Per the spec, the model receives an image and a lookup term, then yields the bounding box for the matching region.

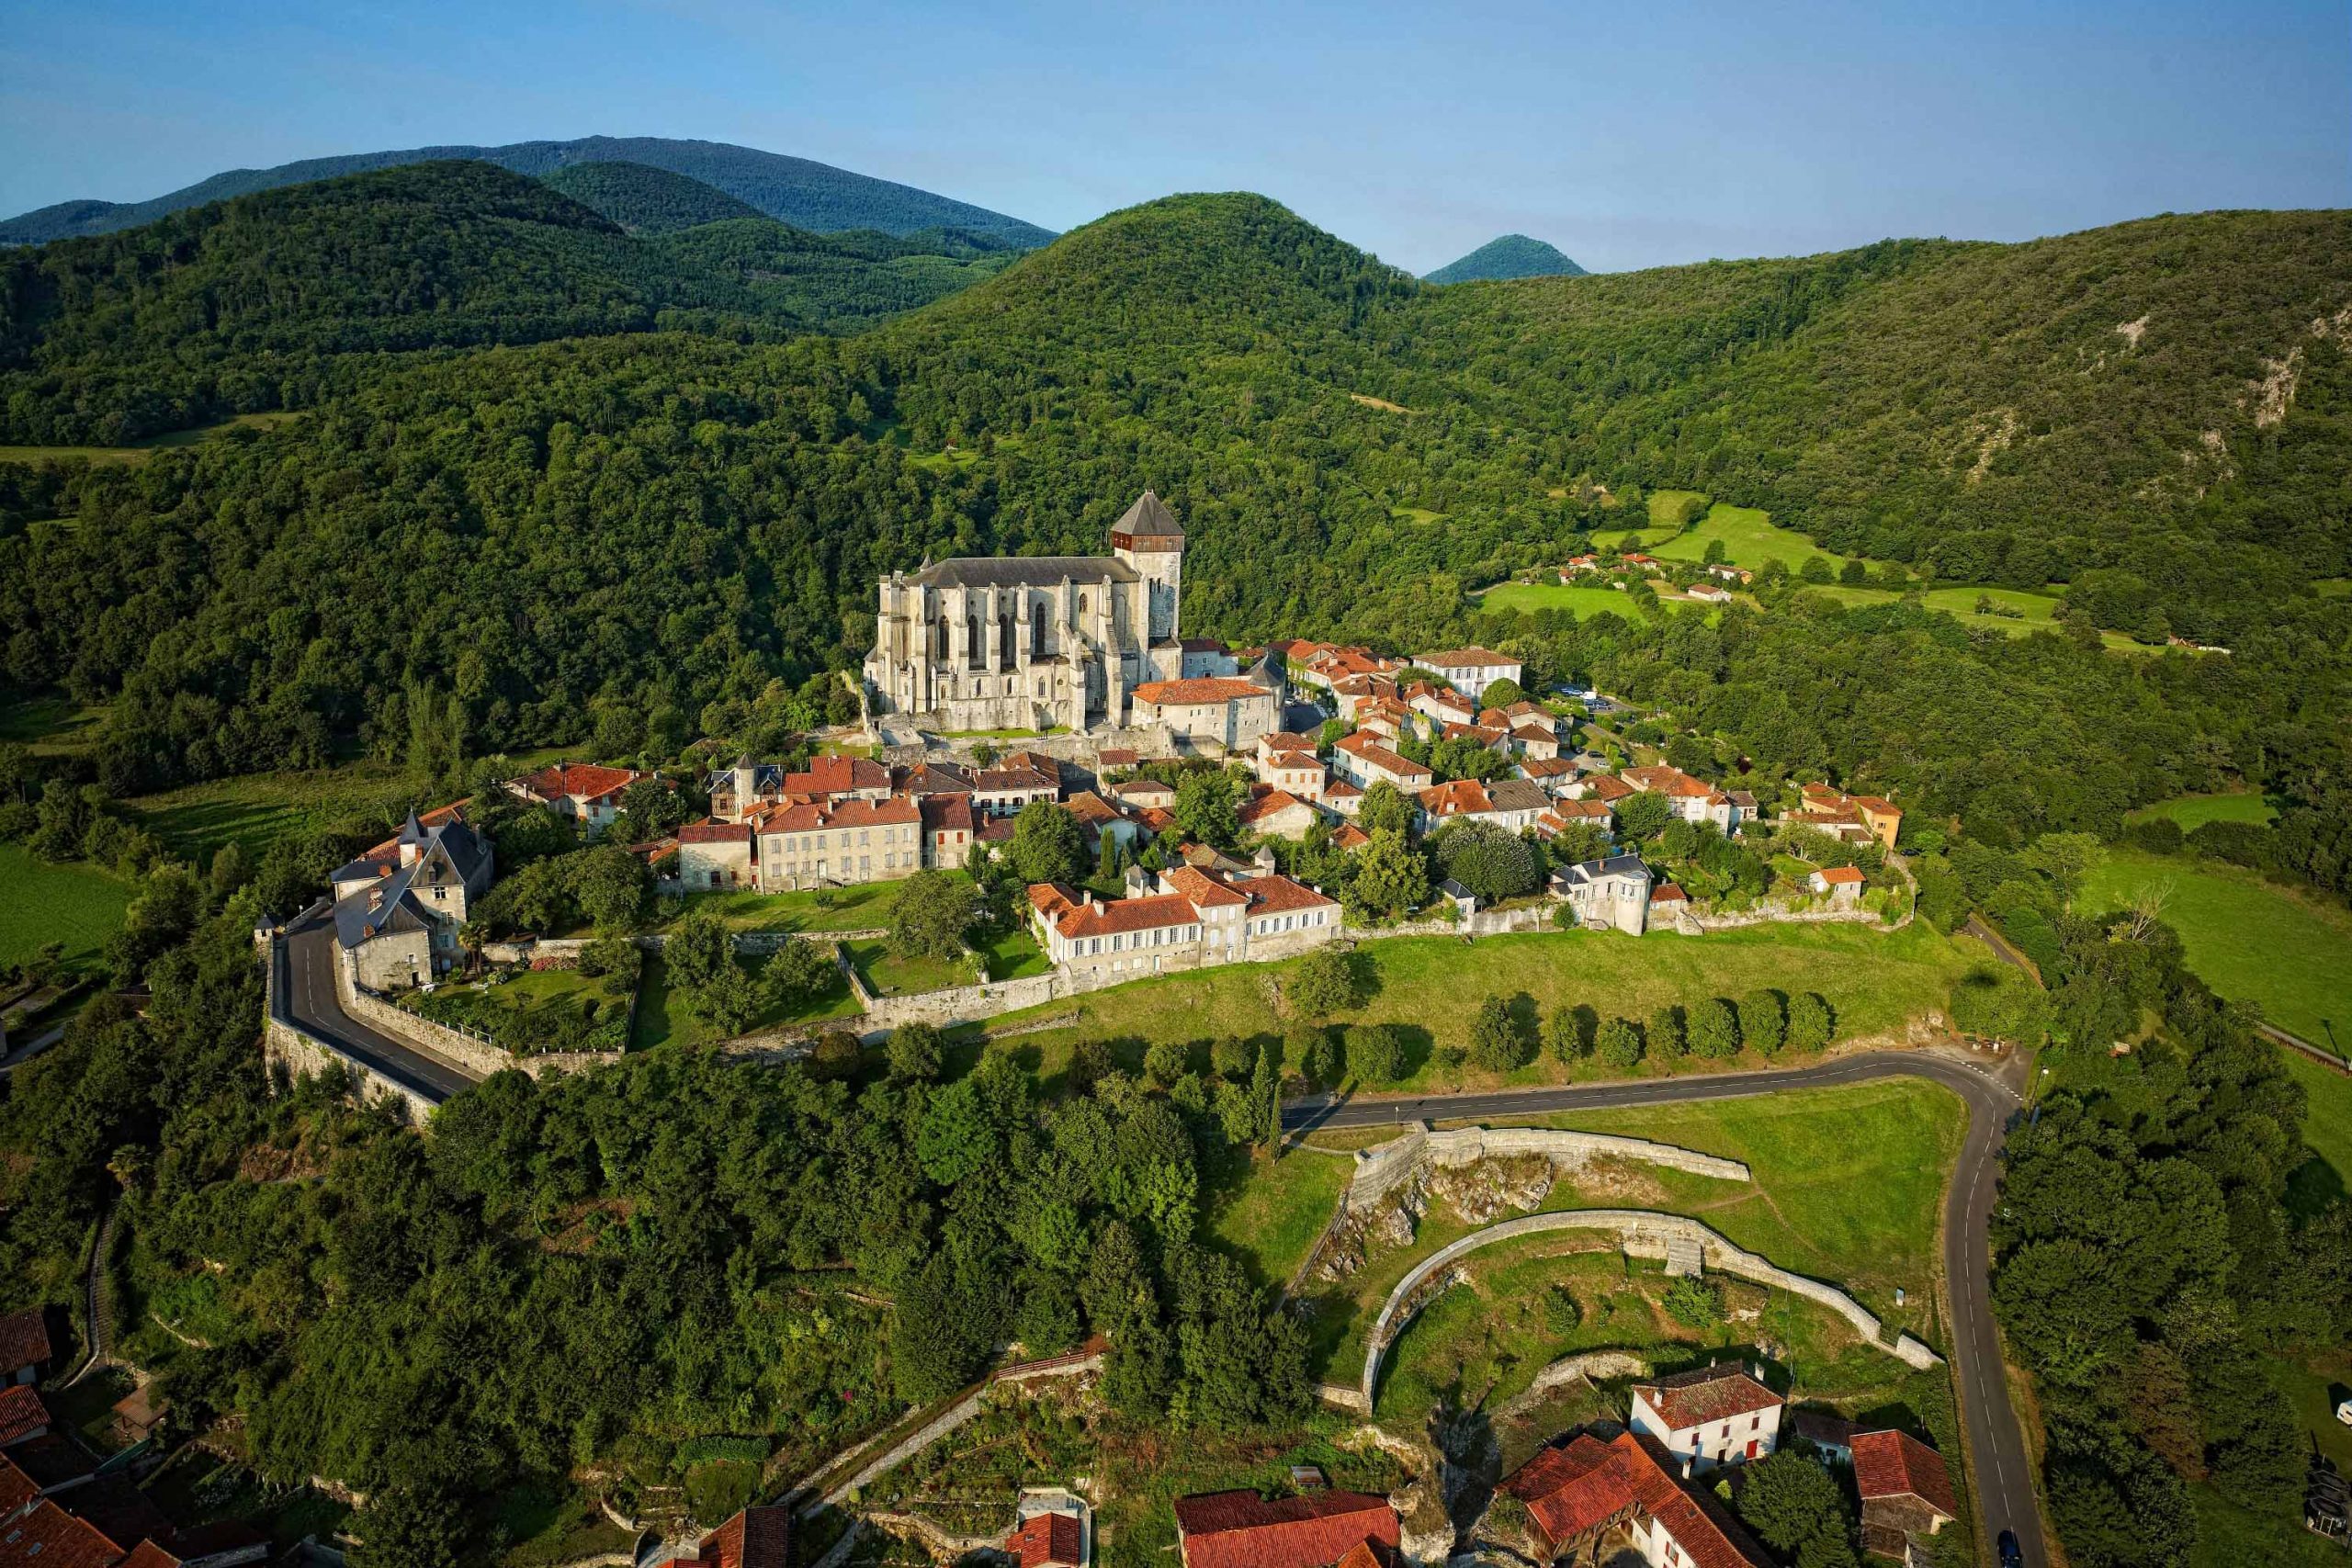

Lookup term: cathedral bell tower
[1108,489,1186,644]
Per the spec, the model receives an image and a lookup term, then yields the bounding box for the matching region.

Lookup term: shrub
[887,1021,945,1082]
[1645,1005,1685,1059]
[809,1030,861,1078]
[1211,1035,1256,1080]
[1469,995,1531,1071]
[1686,998,1739,1058]
[1595,1017,1643,1071]
[1543,1004,1589,1061]
[2123,817,2185,855]
[1542,1283,1580,1334]
[1143,1041,1188,1088]
[1662,1275,1724,1327]
[1738,991,1786,1055]
[1347,1023,1407,1083]
[1785,992,1834,1053]
[1284,945,1365,1018]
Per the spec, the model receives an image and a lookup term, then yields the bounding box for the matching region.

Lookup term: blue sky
[1,0,2344,273]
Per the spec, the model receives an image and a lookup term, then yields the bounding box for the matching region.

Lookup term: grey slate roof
[1558,852,1651,888]
[1114,489,1184,537]
[333,819,489,950]
[1486,778,1552,814]
[909,555,1139,590]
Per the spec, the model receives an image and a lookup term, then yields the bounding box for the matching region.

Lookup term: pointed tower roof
[1114,490,1183,536]
[397,809,425,845]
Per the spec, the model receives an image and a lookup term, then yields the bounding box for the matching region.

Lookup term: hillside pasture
[1477,581,1679,620]
[2123,791,2278,831]
[0,844,132,974]
[2079,848,2352,1047]
[1654,502,1859,575]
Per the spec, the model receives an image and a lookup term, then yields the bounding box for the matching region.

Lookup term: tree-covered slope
[0,163,1013,442]
[1,190,2347,819]
[536,160,765,233]
[1424,233,1587,283]
[0,134,1056,247]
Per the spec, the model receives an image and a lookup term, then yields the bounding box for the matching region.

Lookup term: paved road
[1286,1049,2047,1567]
[278,910,478,1105]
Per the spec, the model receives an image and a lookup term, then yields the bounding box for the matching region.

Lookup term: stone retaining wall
[335,953,623,1082]
[263,1015,438,1123]
[811,1352,1103,1510]
[1363,1208,1939,1405]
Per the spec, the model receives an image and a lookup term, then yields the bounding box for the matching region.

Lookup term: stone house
[505,761,646,832]
[1322,779,1363,817]
[1066,790,1143,853]
[1417,778,1498,830]
[785,754,894,803]
[1554,852,1652,935]
[1403,681,1476,728]
[1238,787,1321,841]
[1027,865,1340,980]
[675,821,753,891]
[921,794,978,871]
[332,813,495,989]
[706,759,786,823]
[1620,764,1742,832]
[1414,646,1522,694]
[1442,721,1512,752]
[1254,734,1328,798]
[749,796,923,891]
[1497,1429,1770,1568]
[1810,865,1867,905]
[1538,797,1617,837]
[1485,778,1554,832]
[1510,723,1564,761]
[974,762,1061,817]
[1852,1429,1957,1560]
[1113,777,1178,812]
[1793,784,1903,851]
[1517,756,1585,797]
[1630,1363,1784,1472]
[1332,731,1432,793]
[664,1505,791,1568]
[1130,674,1281,752]
[1687,583,1734,604]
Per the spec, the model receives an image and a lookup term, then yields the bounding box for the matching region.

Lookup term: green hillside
[1425,232,1587,283]
[537,161,764,232]
[0,190,2347,856]
[0,163,1012,443]
[0,133,1056,246]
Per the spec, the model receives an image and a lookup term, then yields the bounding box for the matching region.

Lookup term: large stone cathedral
[862,491,1189,735]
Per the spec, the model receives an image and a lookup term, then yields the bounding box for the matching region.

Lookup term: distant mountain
[537,161,764,234]
[0,162,1014,444]
[1424,233,1587,284]
[0,134,1056,247]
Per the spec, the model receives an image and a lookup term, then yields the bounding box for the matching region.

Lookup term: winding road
[1284,1048,2046,1567]
[276,906,479,1105]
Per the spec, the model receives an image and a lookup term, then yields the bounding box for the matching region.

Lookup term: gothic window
[1078,592,1089,619]
[967,615,981,667]
[934,616,949,660]
[1031,615,1044,657]
[1000,612,1014,670]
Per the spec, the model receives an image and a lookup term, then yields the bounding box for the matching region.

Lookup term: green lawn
[1476,581,1680,620]
[2080,848,2352,1046]
[843,938,975,997]
[409,964,637,1055]
[631,946,861,1049]
[0,692,107,756]
[974,926,1051,980]
[658,876,956,934]
[0,843,133,973]
[983,919,1983,1094]
[2188,1486,2340,1568]
[1200,1144,1351,1289]
[2280,1049,2352,1201]
[1810,582,2154,650]
[2123,791,2278,831]
[1655,502,1860,576]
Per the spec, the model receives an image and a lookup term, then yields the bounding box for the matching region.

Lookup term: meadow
[0,842,133,973]
[0,412,303,468]
[2122,791,2278,831]
[981,919,1986,1093]
[1654,501,1860,575]
[2079,847,2352,1047]
[1476,581,1675,620]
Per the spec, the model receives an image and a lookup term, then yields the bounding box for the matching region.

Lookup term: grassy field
[1292,1076,1964,1388]
[1654,502,1859,575]
[1200,1144,1351,1288]
[974,926,1051,980]
[2281,1049,2352,1201]
[2189,1486,2341,1568]
[1812,582,2153,650]
[0,412,304,467]
[657,877,947,934]
[0,844,133,973]
[0,692,107,757]
[2080,848,2352,1046]
[1476,581,1686,620]
[409,964,636,1055]
[843,938,974,997]
[2123,791,2278,831]
[982,919,1984,1094]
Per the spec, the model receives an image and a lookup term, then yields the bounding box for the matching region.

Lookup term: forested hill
[0,134,1057,246]
[1424,233,1587,282]
[0,162,1017,443]
[537,161,765,233]
[2,190,2349,836]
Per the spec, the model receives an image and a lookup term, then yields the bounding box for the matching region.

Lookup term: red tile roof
[0,1499,124,1568]
[1502,1433,1769,1568]
[676,820,752,844]
[922,795,976,833]
[751,796,922,836]
[1097,748,1141,767]
[783,756,892,797]
[1419,647,1515,669]
[677,1506,792,1568]
[1442,723,1510,748]
[1653,884,1688,903]
[1331,824,1372,851]
[1581,774,1634,801]
[0,1385,49,1446]
[1006,1512,1083,1568]
[1064,791,1124,828]
[513,761,642,805]
[1237,789,1316,826]
[0,1451,37,1519]
[1162,866,1250,908]
[1549,797,1614,818]
[117,1541,185,1568]
[1235,874,1339,916]
[1334,733,1429,782]
[0,1311,48,1373]
[1134,678,1272,706]
[1851,1429,1956,1519]
[1815,866,1866,885]
[976,765,1058,794]
[1418,780,1495,818]
[1621,765,1714,799]
[1172,1490,1396,1568]
[1521,757,1579,779]
[1634,1365,1782,1432]
[1054,892,1204,940]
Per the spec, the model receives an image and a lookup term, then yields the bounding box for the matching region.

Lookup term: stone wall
[1362,1208,1940,1405]
[854,969,1066,1040]
[811,1352,1103,1510]
[334,952,622,1082]
[263,1016,436,1124]
[1342,900,1555,942]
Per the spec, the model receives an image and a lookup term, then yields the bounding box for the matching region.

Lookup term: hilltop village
[323,492,1905,1003]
